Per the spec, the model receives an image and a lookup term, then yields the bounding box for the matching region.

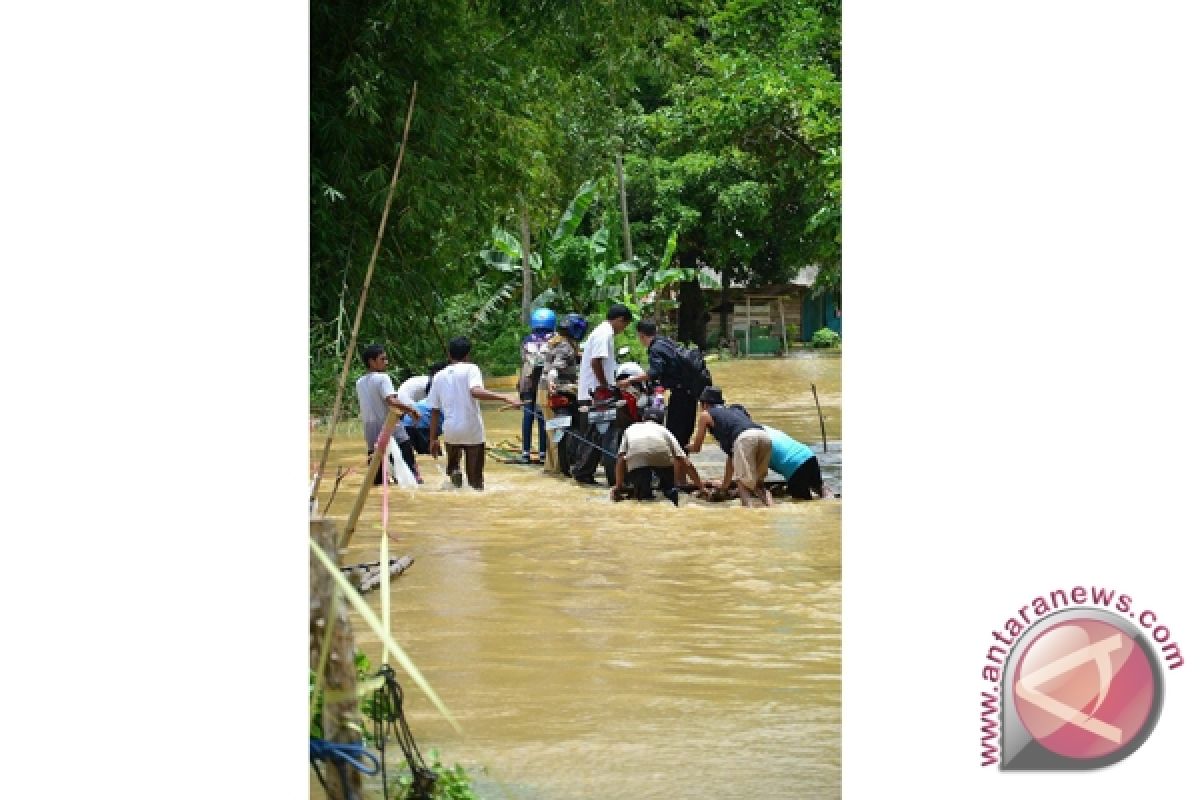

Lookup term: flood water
[311,354,841,799]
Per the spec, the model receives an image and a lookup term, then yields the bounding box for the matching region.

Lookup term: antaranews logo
[979,586,1183,770]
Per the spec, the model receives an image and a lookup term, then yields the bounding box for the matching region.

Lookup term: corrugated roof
[697,264,820,289]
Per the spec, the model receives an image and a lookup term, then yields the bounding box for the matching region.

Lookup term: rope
[310,736,381,796]
[526,406,620,459]
[369,663,438,800]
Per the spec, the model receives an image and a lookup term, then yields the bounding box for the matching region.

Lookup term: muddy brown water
[311,354,841,799]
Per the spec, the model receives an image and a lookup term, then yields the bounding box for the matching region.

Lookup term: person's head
[447,336,472,362]
[642,406,665,425]
[362,343,388,371]
[606,303,633,334]
[635,319,657,347]
[531,307,557,334]
[698,386,724,409]
[560,312,588,342]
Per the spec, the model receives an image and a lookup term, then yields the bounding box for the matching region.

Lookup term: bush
[811,327,840,348]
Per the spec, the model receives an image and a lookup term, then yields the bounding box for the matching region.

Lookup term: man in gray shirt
[355,344,420,484]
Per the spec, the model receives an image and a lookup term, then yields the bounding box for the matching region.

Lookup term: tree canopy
[310,0,840,407]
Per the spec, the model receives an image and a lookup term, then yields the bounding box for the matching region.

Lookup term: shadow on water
[311,355,841,800]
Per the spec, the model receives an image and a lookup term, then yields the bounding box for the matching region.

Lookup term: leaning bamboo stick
[311,81,419,508]
[340,406,402,550]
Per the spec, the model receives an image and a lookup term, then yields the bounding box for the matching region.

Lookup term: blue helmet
[563,312,588,341]
[531,307,556,333]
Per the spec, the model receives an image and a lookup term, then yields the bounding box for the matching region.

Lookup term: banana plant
[633,230,720,319]
[475,180,598,323]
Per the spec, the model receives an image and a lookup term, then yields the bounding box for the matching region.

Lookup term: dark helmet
[561,312,588,341]
[531,307,557,333]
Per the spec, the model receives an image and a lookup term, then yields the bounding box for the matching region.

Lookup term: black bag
[672,342,712,397]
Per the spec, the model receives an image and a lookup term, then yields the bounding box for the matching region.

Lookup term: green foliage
[312,655,483,800]
[310,0,841,403]
[811,326,840,348]
[390,751,480,800]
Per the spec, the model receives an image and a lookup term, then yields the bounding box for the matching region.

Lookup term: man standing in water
[688,386,774,507]
[571,304,634,485]
[620,319,709,448]
[426,336,520,490]
[355,344,420,485]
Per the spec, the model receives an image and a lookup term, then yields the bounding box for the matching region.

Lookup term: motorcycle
[545,382,581,477]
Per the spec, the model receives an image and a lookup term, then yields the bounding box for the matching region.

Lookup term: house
[683,265,840,354]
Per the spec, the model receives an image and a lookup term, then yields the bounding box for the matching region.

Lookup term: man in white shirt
[354,344,419,484]
[571,304,633,485]
[426,336,520,490]
[611,406,708,504]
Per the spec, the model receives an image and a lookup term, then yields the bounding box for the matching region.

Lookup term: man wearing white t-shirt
[571,304,634,485]
[426,336,520,490]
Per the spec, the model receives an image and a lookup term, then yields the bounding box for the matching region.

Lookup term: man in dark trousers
[571,304,633,485]
[619,319,706,449]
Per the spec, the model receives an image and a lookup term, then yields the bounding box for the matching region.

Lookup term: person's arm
[385,394,417,417]
[687,411,711,454]
[469,385,520,406]
[429,408,443,458]
[465,364,520,407]
[610,455,627,500]
[673,456,709,496]
[589,356,607,389]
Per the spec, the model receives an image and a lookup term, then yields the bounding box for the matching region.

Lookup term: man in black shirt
[618,319,703,448]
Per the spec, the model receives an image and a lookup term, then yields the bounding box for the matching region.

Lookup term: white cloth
[578,320,616,400]
[619,421,686,471]
[426,362,486,445]
[396,374,429,407]
[385,438,419,488]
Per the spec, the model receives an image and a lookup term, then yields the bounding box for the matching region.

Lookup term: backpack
[518,334,550,393]
[677,343,713,397]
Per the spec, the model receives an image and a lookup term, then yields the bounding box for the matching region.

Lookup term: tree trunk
[677,279,707,348]
[520,201,532,325]
[615,152,635,295]
[719,266,730,341]
[311,517,362,800]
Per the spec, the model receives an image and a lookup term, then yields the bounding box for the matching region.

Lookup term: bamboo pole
[340,407,401,550]
[311,81,419,507]
[311,517,362,800]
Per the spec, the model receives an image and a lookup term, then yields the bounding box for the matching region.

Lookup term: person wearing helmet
[517,307,557,463]
[544,313,588,391]
[542,313,588,475]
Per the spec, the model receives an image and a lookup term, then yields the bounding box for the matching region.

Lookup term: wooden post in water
[340,407,401,550]
[811,383,828,453]
[311,517,362,800]
[778,297,789,356]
